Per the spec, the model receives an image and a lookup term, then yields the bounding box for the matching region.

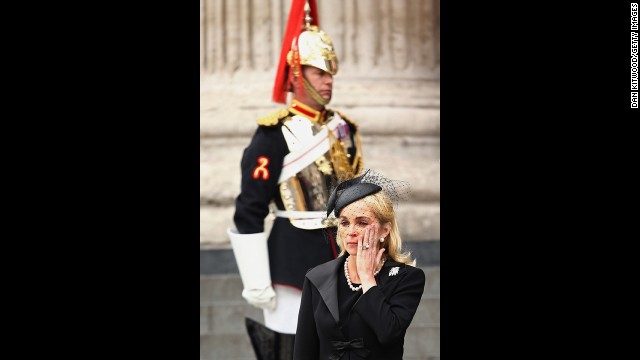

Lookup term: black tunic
[233,108,360,290]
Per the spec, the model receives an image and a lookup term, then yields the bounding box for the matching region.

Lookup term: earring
[380,237,385,243]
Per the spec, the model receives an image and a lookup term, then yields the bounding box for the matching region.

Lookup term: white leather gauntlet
[227,228,276,311]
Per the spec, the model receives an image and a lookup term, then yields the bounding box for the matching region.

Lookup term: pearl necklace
[344,255,386,292]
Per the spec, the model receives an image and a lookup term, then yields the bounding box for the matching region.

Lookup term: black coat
[294,255,425,360]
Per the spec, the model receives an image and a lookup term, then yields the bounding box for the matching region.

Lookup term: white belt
[274,210,326,219]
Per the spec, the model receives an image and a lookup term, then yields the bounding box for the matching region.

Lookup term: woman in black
[293,171,425,360]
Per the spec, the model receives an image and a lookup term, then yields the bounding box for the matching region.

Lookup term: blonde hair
[336,191,416,266]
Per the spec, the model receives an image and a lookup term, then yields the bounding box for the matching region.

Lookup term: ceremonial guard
[226,0,365,358]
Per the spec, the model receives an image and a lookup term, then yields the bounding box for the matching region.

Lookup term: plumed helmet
[272,0,339,104]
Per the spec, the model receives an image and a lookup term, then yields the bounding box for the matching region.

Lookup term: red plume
[272,0,319,104]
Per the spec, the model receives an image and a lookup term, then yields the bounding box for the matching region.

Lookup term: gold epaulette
[335,111,358,130]
[257,108,290,126]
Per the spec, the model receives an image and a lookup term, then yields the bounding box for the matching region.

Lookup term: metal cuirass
[277,111,361,229]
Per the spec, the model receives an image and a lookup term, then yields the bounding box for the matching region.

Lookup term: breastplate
[279,112,358,229]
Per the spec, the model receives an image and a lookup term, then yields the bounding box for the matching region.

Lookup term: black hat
[326,170,382,217]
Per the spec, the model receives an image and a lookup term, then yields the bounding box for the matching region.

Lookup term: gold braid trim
[327,129,354,182]
[257,108,289,126]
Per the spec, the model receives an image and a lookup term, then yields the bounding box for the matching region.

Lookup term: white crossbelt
[277,113,344,184]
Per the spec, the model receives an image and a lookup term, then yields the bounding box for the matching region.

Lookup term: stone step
[200,75,439,139]
[200,333,256,360]
[200,301,263,335]
[200,240,439,271]
[200,76,439,110]
[200,267,439,301]
[403,326,441,360]
[200,297,439,336]
[201,106,439,138]
[200,305,439,359]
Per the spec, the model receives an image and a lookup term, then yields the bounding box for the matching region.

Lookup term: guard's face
[338,199,386,256]
[303,66,333,101]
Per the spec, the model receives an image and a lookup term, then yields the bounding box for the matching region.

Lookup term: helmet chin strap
[302,76,329,106]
